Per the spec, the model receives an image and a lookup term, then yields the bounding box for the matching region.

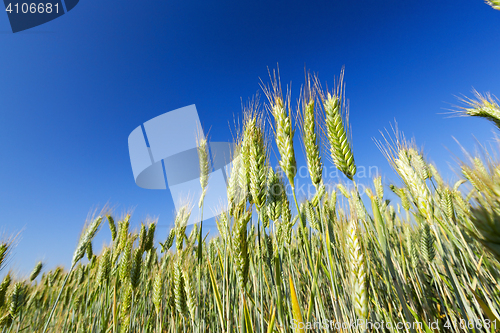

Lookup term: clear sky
[1,0,499,276]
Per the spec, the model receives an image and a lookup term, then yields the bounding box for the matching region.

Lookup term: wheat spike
[117,215,130,252]
[304,200,320,231]
[173,259,188,317]
[75,264,85,285]
[319,70,357,180]
[337,183,351,199]
[120,283,132,331]
[197,134,211,207]
[429,163,444,187]
[145,222,156,252]
[0,243,10,272]
[373,176,384,205]
[458,90,500,128]
[167,227,176,250]
[409,148,430,180]
[233,209,251,290]
[300,74,323,187]
[138,223,147,252]
[119,238,132,282]
[395,149,431,219]
[346,221,368,321]
[468,168,500,260]
[0,274,11,308]
[263,70,297,185]
[227,147,241,214]
[30,261,43,282]
[183,269,197,321]
[248,118,268,211]
[440,188,455,221]
[239,115,254,203]
[420,224,435,263]
[152,268,163,314]
[411,234,421,268]
[174,205,191,229]
[107,215,117,243]
[266,167,283,222]
[323,92,356,179]
[72,216,103,267]
[130,248,142,290]
[9,282,25,318]
[97,248,111,285]
[485,0,500,10]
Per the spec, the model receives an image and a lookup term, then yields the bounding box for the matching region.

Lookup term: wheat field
[1,67,500,333]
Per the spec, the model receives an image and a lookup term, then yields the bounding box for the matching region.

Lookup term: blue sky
[1,0,499,276]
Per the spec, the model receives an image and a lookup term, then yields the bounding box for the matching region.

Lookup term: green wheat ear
[266,167,283,222]
[281,187,293,246]
[9,282,25,318]
[197,133,210,207]
[130,248,143,290]
[174,205,191,252]
[378,132,432,220]
[300,73,323,188]
[318,69,356,180]
[346,220,368,322]
[96,248,111,285]
[247,116,268,212]
[120,283,132,332]
[106,215,117,242]
[304,200,320,231]
[420,224,435,264]
[0,243,9,271]
[73,215,103,267]
[440,187,455,221]
[262,69,297,185]
[466,165,500,261]
[458,90,500,129]
[183,269,197,321]
[485,0,500,10]
[30,261,43,281]
[173,258,188,318]
[0,274,11,308]
[163,228,175,251]
[119,238,132,282]
[233,209,251,291]
[138,223,147,252]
